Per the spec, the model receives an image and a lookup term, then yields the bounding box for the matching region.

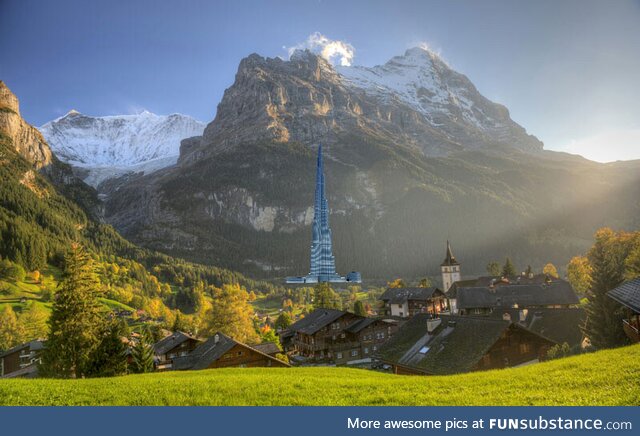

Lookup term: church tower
[441,240,461,292]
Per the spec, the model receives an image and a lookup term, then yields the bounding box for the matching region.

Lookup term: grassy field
[1,344,638,406]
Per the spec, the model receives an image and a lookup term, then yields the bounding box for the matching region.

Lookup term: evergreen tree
[313,283,342,310]
[130,327,155,374]
[486,261,501,276]
[354,300,367,316]
[85,319,129,377]
[40,244,104,378]
[18,301,49,341]
[525,265,533,276]
[502,258,516,277]
[583,229,629,349]
[0,306,23,351]
[418,277,432,287]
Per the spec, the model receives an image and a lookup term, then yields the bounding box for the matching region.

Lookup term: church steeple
[441,240,461,292]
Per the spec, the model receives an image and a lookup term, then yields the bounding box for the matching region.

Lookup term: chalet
[280,308,398,364]
[451,279,579,316]
[0,340,44,378]
[492,307,587,348]
[377,314,554,375]
[172,332,289,370]
[607,277,640,343]
[153,331,202,370]
[379,287,448,318]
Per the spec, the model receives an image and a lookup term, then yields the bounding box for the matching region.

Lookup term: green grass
[1,344,639,406]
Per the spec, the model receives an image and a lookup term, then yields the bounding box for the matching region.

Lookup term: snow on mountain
[39,110,205,186]
[335,46,505,132]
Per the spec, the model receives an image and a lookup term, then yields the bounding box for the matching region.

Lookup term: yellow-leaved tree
[200,283,260,344]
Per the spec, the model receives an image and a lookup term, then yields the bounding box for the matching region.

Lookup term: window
[364,347,369,354]
[373,346,377,351]
[237,351,244,356]
[351,350,358,357]
[168,353,176,359]
[419,346,430,354]
[340,333,345,338]
[519,343,531,354]
[336,352,343,360]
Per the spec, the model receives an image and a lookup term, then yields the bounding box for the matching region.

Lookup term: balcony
[623,319,640,343]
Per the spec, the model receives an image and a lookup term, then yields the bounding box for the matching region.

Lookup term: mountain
[102,49,640,280]
[39,111,205,187]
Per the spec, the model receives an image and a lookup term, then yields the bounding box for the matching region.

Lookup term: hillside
[103,49,640,280]
[1,344,638,406]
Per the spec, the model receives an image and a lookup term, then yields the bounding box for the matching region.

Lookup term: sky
[1,0,639,162]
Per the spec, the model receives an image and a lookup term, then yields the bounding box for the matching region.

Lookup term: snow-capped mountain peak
[39,111,206,187]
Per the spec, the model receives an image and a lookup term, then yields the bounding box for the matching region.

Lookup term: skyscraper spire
[286,144,361,284]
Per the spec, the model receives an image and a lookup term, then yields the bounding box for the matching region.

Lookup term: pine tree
[502,257,516,277]
[274,312,292,331]
[85,319,129,377]
[40,244,104,378]
[354,300,366,316]
[583,229,628,349]
[486,261,501,276]
[130,327,155,374]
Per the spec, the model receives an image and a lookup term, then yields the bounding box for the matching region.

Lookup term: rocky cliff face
[0,81,53,169]
[0,81,100,216]
[103,50,640,279]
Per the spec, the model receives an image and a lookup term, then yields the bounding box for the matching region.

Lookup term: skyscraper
[286,145,362,284]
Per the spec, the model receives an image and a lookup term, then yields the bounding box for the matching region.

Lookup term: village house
[449,279,580,316]
[379,287,448,318]
[376,314,555,375]
[0,340,45,378]
[279,308,398,364]
[153,331,202,370]
[607,277,640,343]
[251,342,282,357]
[172,332,289,370]
[491,307,587,348]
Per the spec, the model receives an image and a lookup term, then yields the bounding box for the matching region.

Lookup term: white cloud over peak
[287,32,355,66]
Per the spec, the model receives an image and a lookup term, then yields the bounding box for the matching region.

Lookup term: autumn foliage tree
[200,283,260,344]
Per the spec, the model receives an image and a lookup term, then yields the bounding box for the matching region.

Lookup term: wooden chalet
[450,279,579,316]
[0,340,44,378]
[153,331,202,370]
[376,314,554,375]
[608,278,640,343]
[280,308,398,364]
[379,287,448,318]
[172,332,289,370]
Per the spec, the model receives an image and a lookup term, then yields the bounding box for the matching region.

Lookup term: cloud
[560,129,640,162]
[287,32,355,66]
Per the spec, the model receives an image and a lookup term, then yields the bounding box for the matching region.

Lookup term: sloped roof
[0,340,45,359]
[379,287,444,304]
[153,331,200,355]
[344,317,386,333]
[252,342,281,355]
[456,280,579,310]
[173,332,290,370]
[441,240,460,266]
[377,314,515,374]
[608,278,640,313]
[286,308,348,335]
[491,307,586,347]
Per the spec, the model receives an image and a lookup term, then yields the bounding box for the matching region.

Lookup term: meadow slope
[1,344,639,406]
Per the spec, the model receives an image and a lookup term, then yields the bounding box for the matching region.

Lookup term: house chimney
[214,334,219,344]
[427,317,442,333]
[502,312,512,321]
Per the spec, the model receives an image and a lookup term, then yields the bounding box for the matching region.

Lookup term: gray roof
[173,332,290,370]
[287,308,348,335]
[608,278,640,313]
[153,331,199,355]
[251,342,281,355]
[491,307,586,347]
[379,287,444,304]
[456,280,579,310]
[0,340,45,359]
[377,314,516,374]
[344,317,382,333]
[173,332,236,370]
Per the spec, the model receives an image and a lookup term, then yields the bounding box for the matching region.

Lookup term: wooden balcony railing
[623,319,640,343]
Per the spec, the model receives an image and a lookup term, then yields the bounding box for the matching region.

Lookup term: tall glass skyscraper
[286,145,362,284]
